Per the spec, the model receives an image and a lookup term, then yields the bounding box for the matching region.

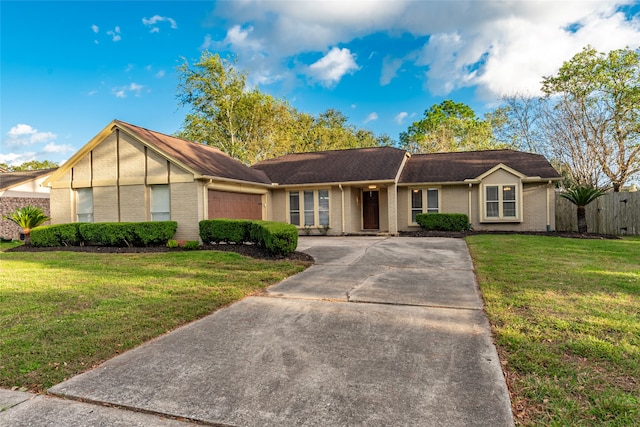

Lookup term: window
[76,188,93,223]
[410,187,439,223]
[289,189,330,227]
[484,184,518,220]
[150,184,170,221]
[289,192,300,226]
[304,190,314,226]
[318,190,329,226]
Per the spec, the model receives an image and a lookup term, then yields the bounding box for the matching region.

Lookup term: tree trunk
[577,205,587,234]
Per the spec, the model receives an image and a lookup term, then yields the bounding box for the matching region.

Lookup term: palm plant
[3,205,50,245]
[559,186,606,233]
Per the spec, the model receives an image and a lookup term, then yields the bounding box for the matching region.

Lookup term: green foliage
[3,205,50,244]
[0,160,59,171]
[32,221,177,247]
[200,219,298,256]
[166,239,179,249]
[559,186,606,207]
[250,220,299,256]
[560,186,607,234]
[541,46,640,191]
[199,219,251,244]
[176,51,385,164]
[78,222,177,247]
[183,240,200,250]
[400,100,509,154]
[415,213,470,231]
[31,223,82,247]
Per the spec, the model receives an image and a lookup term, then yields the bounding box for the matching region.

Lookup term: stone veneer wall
[0,197,51,240]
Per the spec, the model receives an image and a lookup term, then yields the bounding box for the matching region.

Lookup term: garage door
[208,190,263,220]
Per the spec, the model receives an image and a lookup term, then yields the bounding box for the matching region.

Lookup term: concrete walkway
[1,237,514,426]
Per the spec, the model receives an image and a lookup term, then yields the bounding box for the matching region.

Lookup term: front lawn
[466,235,639,426]
[0,248,309,392]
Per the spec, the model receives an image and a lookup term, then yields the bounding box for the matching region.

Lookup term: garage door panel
[208,190,262,220]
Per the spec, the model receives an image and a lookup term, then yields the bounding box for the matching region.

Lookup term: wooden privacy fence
[555,191,640,236]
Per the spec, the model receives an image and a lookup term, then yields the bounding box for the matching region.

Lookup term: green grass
[466,235,640,426]
[0,248,308,392]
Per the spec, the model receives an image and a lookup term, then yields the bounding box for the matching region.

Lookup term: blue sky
[2,0,640,166]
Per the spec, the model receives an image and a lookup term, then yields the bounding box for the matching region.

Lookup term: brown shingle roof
[115,121,271,184]
[251,146,408,185]
[0,169,57,191]
[399,149,560,183]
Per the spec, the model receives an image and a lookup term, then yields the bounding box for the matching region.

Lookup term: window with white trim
[484,184,518,220]
[289,189,330,227]
[410,188,439,223]
[150,184,170,221]
[76,188,93,223]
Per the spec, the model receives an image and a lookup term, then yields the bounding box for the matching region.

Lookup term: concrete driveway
[2,237,514,426]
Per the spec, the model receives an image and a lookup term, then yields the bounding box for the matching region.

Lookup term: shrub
[31,223,82,247]
[200,219,298,256]
[415,213,470,232]
[166,239,179,248]
[199,219,251,244]
[183,240,200,250]
[249,220,298,256]
[78,222,177,246]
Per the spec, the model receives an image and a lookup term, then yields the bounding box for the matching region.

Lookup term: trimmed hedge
[31,223,83,247]
[200,219,298,256]
[31,221,177,247]
[415,213,470,232]
[199,219,251,244]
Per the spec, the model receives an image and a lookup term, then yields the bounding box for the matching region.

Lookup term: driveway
[3,237,514,426]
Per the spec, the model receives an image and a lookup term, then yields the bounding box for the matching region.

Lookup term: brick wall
[0,197,51,240]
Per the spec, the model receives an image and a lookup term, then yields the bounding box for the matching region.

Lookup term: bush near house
[416,213,470,232]
[31,221,177,247]
[199,219,251,244]
[31,223,83,247]
[200,219,298,256]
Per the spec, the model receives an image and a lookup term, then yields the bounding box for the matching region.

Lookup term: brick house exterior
[44,120,561,241]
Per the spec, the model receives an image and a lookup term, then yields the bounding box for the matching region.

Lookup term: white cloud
[380,56,404,86]
[142,15,177,33]
[394,112,409,124]
[112,83,145,98]
[210,1,640,101]
[107,26,121,42]
[43,142,75,154]
[364,112,378,123]
[0,152,36,166]
[6,124,56,147]
[155,70,165,78]
[91,24,99,33]
[200,34,213,51]
[307,47,360,86]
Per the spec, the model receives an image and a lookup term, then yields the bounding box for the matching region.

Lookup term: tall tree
[176,52,385,164]
[541,46,640,191]
[400,100,509,153]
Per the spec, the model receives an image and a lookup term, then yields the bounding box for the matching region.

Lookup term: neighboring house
[1,169,55,239]
[44,120,561,241]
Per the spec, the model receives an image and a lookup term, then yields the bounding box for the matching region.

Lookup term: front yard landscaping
[466,235,639,426]
[0,243,309,392]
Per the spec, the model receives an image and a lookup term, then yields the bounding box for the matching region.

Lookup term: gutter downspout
[339,184,345,235]
[546,180,551,232]
[205,179,212,220]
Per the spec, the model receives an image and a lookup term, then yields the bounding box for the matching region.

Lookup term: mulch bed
[7,242,314,262]
[399,230,619,239]
[7,231,617,258]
